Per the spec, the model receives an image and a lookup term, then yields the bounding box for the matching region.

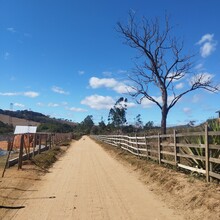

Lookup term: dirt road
[6,136,183,220]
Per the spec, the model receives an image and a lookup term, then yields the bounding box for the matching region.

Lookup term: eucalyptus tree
[108,97,127,129]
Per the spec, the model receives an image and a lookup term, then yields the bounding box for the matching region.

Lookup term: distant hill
[0,113,40,127]
[0,109,76,133]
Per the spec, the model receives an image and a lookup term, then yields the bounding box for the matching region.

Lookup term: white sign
[14,126,37,134]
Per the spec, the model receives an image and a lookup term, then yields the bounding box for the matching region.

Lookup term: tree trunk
[161,109,167,134]
[161,89,168,134]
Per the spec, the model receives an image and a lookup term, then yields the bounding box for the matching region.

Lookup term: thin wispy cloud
[0,92,19,96]
[175,82,184,89]
[36,102,45,107]
[67,107,88,112]
[52,86,69,95]
[78,70,85,75]
[197,33,217,58]
[7,27,16,33]
[117,69,127,74]
[194,63,204,71]
[192,94,201,103]
[0,91,39,98]
[48,103,60,107]
[183,107,192,116]
[14,103,25,108]
[23,91,39,98]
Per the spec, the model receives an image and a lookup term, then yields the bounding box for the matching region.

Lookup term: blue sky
[0,0,220,126]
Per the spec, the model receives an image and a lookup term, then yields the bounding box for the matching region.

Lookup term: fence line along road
[93,124,220,183]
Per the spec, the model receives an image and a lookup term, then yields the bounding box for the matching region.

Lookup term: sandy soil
[1,136,184,220]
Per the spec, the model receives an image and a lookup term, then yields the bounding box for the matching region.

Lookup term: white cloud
[192,94,201,103]
[194,63,204,71]
[166,72,185,82]
[0,91,39,98]
[117,69,127,74]
[114,83,135,94]
[81,94,135,110]
[197,34,214,45]
[81,95,115,110]
[89,77,135,94]
[14,103,25,108]
[36,102,45,107]
[67,107,88,112]
[197,33,217,58]
[183,107,192,115]
[200,42,216,58]
[7,27,16,33]
[141,95,174,108]
[52,86,69,95]
[23,91,39,98]
[141,96,161,108]
[78,70,85,75]
[0,92,20,96]
[90,77,118,88]
[115,100,136,109]
[190,72,214,85]
[48,103,59,107]
[175,82,184,89]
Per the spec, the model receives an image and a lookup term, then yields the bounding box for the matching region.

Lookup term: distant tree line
[0,105,159,135]
[72,97,159,136]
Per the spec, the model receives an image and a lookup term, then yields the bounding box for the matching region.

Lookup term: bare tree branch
[117,11,220,134]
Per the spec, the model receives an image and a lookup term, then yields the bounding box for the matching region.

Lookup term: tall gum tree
[117,12,219,134]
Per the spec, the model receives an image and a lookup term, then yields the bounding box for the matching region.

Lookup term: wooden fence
[93,125,220,182]
[1,132,74,177]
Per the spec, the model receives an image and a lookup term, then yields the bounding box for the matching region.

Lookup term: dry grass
[0,114,40,127]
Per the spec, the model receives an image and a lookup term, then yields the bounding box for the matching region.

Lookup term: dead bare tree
[117,12,219,134]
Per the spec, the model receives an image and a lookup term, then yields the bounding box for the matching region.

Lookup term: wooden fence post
[127,135,129,151]
[135,134,139,157]
[158,133,161,164]
[49,134,52,149]
[18,135,24,170]
[33,134,36,157]
[118,135,121,147]
[38,135,42,154]
[145,134,148,159]
[45,134,48,149]
[173,130,179,166]
[2,136,14,177]
[205,124,210,182]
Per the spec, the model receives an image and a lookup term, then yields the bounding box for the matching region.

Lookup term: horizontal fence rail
[93,125,220,182]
